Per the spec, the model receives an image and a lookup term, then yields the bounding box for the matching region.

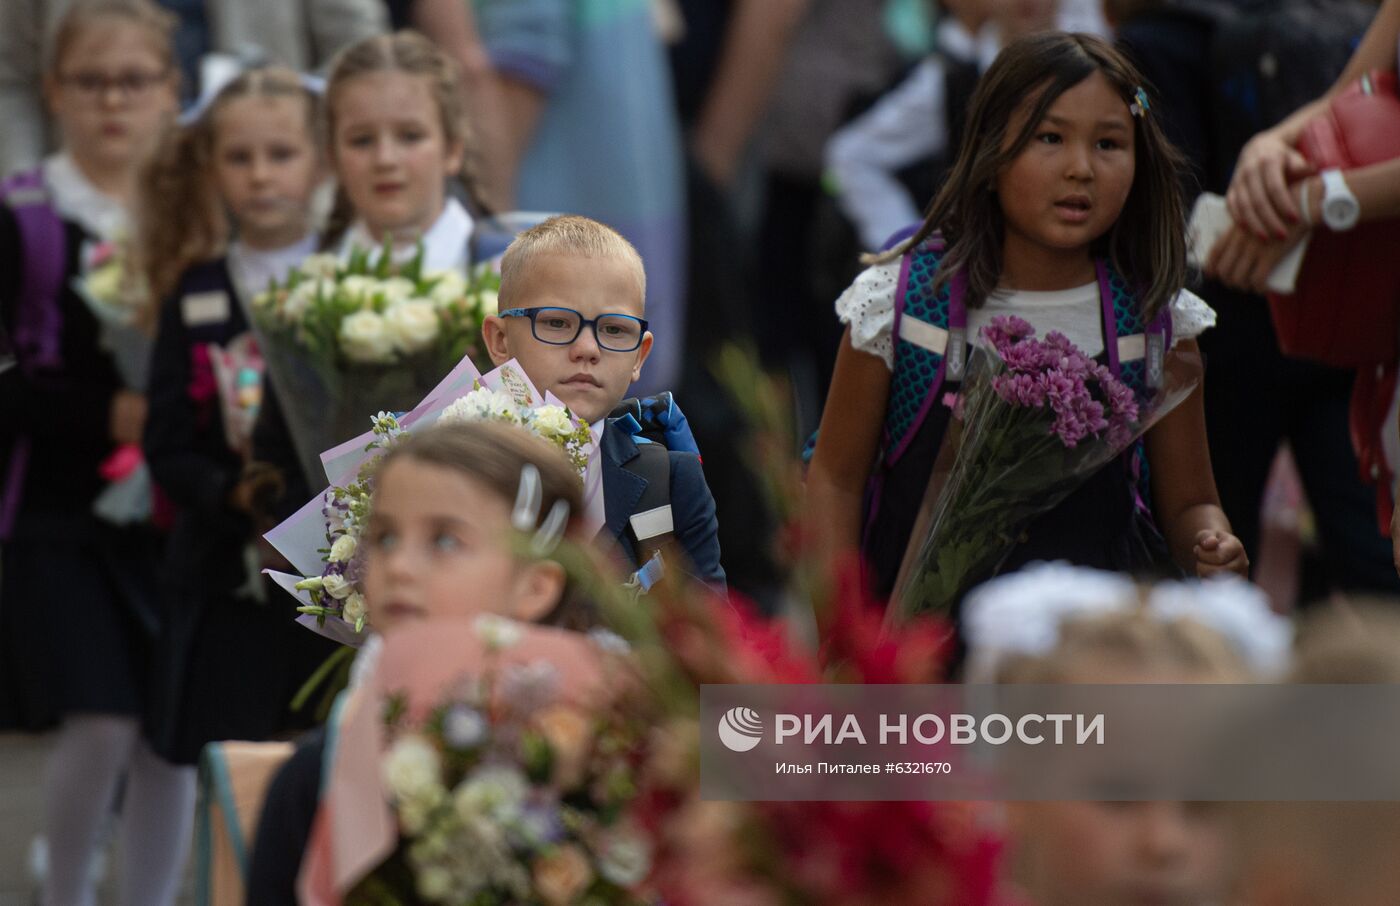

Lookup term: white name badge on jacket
[181,291,231,327]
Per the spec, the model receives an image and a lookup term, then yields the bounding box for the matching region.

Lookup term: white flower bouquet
[262,358,593,643]
[249,242,500,486]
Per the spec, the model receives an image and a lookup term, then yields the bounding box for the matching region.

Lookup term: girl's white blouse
[836,260,1218,370]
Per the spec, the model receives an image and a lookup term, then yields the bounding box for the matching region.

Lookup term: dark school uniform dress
[0,204,163,731]
[144,258,337,764]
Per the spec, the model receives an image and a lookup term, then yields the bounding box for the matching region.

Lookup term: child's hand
[229,462,286,523]
[1193,529,1249,578]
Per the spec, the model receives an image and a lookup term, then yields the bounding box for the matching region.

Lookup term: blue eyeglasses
[498,306,649,352]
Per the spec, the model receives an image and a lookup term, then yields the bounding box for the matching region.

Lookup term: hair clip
[530,500,570,557]
[511,463,571,556]
[1129,86,1150,119]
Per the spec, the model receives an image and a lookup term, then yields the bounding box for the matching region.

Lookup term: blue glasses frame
[498,306,649,352]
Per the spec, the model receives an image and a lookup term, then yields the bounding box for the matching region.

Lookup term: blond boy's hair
[499,215,647,310]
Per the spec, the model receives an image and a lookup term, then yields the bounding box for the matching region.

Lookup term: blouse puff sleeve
[836,266,1218,372]
[834,260,902,370]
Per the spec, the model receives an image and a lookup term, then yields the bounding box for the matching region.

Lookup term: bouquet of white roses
[249,242,500,487]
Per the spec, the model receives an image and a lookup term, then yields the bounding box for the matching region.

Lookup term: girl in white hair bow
[963,563,1292,906]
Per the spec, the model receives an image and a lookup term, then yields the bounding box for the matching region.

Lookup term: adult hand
[109,389,147,446]
[1226,128,1316,240]
[1203,223,1307,295]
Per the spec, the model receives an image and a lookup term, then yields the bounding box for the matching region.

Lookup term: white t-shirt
[836,260,1217,369]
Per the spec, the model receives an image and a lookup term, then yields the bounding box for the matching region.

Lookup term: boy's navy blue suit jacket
[597,418,725,588]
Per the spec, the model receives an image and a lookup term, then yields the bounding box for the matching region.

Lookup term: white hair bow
[961,562,1293,681]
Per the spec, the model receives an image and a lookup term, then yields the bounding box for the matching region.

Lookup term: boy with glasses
[482,214,725,588]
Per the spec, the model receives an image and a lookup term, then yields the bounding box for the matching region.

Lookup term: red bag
[1268,70,1400,367]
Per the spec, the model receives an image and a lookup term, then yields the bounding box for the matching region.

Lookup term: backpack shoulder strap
[1096,259,1177,518]
[621,440,675,567]
[1,169,67,372]
[1097,259,1173,400]
[885,238,960,465]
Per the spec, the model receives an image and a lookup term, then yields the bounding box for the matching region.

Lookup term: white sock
[116,739,196,906]
[42,715,137,906]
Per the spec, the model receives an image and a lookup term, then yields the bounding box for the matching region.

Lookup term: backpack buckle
[1147,332,1165,390]
[946,327,967,380]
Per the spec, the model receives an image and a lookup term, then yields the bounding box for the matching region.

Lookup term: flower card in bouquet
[889,316,1203,623]
[261,358,594,643]
[248,241,502,489]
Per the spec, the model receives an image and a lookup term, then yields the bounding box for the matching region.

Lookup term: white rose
[383,734,442,801]
[385,300,441,354]
[426,270,468,308]
[328,534,357,563]
[283,279,328,321]
[339,275,378,307]
[475,288,499,318]
[321,573,353,600]
[380,277,417,304]
[298,253,341,280]
[485,389,522,419]
[530,406,573,439]
[340,310,395,363]
[342,592,367,624]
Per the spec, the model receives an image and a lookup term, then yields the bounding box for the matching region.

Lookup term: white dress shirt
[339,198,475,274]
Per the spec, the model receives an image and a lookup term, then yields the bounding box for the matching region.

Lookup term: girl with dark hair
[806,32,1247,605]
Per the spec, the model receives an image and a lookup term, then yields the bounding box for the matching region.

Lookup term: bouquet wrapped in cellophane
[890,316,1202,622]
[261,357,593,646]
[249,242,500,487]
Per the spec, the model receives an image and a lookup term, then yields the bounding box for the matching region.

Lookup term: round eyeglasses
[57,69,172,102]
[498,306,649,352]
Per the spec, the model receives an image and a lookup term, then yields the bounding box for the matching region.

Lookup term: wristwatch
[1320,168,1360,232]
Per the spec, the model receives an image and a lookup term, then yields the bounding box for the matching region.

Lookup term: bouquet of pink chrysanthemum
[891,316,1200,621]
